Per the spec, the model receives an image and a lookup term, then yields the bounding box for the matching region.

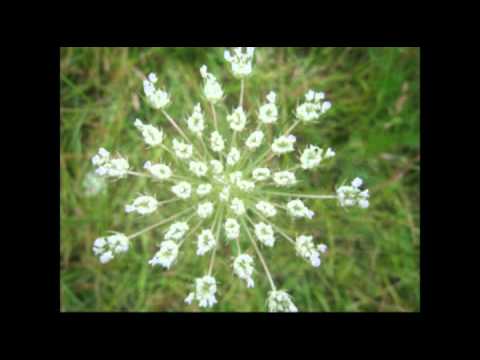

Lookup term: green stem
[261,191,338,200]
[241,218,276,291]
[128,206,195,240]
[161,110,191,144]
[239,79,245,108]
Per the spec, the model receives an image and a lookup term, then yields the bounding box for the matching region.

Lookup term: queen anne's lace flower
[245,130,264,149]
[219,186,230,202]
[337,177,370,208]
[197,202,214,219]
[143,73,171,109]
[224,47,255,78]
[125,195,158,215]
[149,240,179,268]
[92,148,130,178]
[210,131,225,152]
[230,198,246,216]
[300,145,335,170]
[196,183,213,197]
[256,201,277,218]
[258,91,278,124]
[172,139,193,160]
[186,103,205,134]
[196,229,216,256]
[200,65,223,103]
[189,160,208,177]
[227,107,247,132]
[254,222,275,247]
[226,147,241,166]
[93,233,129,264]
[296,90,331,123]
[237,179,255,193]
[144,161,172,180]
[165,222,189,241]
[286,199,314,219]
[224,218,240,239]
[83,171,107,197]
[134,119,164,146]
[267,290,298,312]
[295,235,327,267]
[273,171,296,187]
[233,254,255,288]
[209,159,223,174]
[171,182,192,199]
[252,167,271,181]
[272,135,296,155]
[185,275,218,308]
[92,47,370,312]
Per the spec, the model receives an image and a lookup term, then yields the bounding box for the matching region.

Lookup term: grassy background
[60,47,420,312]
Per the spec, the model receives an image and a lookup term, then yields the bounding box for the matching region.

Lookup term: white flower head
[143,74,170,109]
[200,65,223,103]
[230,198,246,216]
[224,47,255,78]
[187,103,205,134]
[171,181,192,199]
[210,131,225,152]
[91,147,110,167]
[272,135,296,155]
[149,240,179,269]
[252,167,271,181]
[93,233,129,264]
[254,222,275,247]
[245,130,264,149]
[300,145,324,170]
[92,148,130,178]
[233,254,255,288]
[273,171,297,187]
[172,139,193,160]
[93,47,370,312]
[237,179,255,192]
[256,201,277,218]
[210,159,224,174]
[337,178,370,209]
[82,171,107,197]
[259,91,278,124]
[219,186,230,202]
[185,275,218,308]
[267,290,298,312]
[196,229,216,256]
[197,202,214,219]
[196,183,213,197]
[226,147,241,166]
[286,199,314,219]
[227,106,247,132]
[134,119,164,147]
[125,195,158,215]
[189,160,208,177]
[164,222,189,241]
[295,235,326,267]
[144,161,172,180]
[224,218,240,240]
[296,90,331,123]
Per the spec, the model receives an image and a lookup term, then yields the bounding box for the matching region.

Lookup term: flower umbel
[91,47,370,312]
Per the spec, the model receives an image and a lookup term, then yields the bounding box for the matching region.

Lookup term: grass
[60,47,420,312]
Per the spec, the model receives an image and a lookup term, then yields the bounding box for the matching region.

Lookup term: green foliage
[60,47,420,312]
